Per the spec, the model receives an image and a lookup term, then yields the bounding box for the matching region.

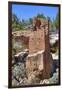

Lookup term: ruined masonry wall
[29,29,45,54]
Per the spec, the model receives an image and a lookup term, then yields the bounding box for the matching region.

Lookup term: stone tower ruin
[12,19,53,82]
[26,19,53,80]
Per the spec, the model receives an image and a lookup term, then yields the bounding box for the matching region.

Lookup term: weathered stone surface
[26,51,44,76]
[29,30,45,54]
[40,79,50,84]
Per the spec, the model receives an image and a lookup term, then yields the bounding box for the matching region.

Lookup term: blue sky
[12,4,59,21]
